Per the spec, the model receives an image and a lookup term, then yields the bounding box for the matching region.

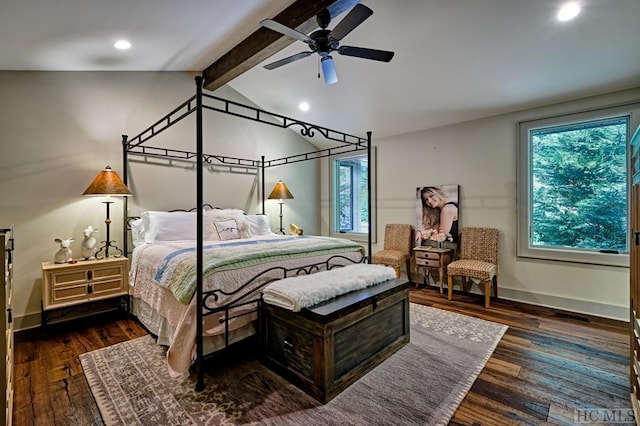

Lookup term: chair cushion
[447,259,497,281]
[371,250,408,267]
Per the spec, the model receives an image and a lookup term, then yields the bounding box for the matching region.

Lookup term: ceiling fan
[260,3,394,84]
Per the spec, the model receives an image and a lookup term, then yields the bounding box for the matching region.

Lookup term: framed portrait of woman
[415,185,459,246]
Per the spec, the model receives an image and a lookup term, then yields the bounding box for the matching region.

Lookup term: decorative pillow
[245,214,274,237]
[213,219,240,241]
[205,209,250,240]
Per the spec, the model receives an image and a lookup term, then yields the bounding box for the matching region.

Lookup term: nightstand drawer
[51,284,89,306]
[52,270,86,286]
[92,279,126,297]
[416,258,440,267]
[93,265,123,280]
[415,251,440,261]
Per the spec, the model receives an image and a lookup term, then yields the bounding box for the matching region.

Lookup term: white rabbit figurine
[80,226,98,260]
[54,237,74,264]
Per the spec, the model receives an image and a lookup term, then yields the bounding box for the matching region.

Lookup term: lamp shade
[82,166,132,196]
[267,180,294,200]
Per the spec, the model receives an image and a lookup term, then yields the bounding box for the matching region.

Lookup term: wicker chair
[446,227,499,308]
[371,224,413,281]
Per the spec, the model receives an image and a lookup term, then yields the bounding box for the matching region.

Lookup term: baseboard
[498,287,628,322]
[15,312,40,331]
[408,270,629,322]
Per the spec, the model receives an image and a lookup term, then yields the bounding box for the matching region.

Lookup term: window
[330,149,376,241]
[517,105,637,267]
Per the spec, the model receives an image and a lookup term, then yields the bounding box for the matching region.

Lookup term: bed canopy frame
[121,76,372,390]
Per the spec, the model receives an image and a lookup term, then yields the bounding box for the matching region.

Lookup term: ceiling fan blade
[338,46,394,62]
[263,51,313,70]
[327,0,361,21]
[321,56,338,84]
[261,19,312,44]
[330,3,373,41]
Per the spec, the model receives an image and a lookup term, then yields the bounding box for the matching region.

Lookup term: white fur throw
[262,264,397,312]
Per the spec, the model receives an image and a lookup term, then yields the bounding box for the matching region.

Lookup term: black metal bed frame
[121,76,372,391]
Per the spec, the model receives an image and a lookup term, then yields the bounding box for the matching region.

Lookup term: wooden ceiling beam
[202,0,357,91]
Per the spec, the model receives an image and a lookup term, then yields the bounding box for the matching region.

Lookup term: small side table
[413,246,453,293]
[41,256,129,333]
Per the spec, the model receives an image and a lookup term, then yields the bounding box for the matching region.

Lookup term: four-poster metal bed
[122,76,373,390]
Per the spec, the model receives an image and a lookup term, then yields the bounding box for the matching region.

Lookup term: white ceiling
[2,0,639,139]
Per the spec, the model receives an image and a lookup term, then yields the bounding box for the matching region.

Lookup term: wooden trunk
[262,279,410,403]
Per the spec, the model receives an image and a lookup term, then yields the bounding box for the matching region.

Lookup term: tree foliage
[338,157,368,232]
[531,121,627,251]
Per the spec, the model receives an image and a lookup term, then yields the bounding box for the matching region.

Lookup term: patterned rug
[80,303,507,425]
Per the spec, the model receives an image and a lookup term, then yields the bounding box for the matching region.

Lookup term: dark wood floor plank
[456,392,546,426]
[508,324,629,364]
[515,367,632,411]
[484,357,521,377]
[469,375,550,421]
[494,341,628,393]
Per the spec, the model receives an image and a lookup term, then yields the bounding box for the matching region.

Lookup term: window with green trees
[531,117,628,251]
[335,155,368,233]
[517,106,635,267]
[330,150,375,241]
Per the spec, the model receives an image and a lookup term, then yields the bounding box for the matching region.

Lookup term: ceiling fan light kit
[261,4,394,84]
[321,56,338,84]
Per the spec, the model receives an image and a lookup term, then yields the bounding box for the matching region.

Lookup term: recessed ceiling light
[557,2,580,21]
[298,102,310,112]
[114,40,132,50]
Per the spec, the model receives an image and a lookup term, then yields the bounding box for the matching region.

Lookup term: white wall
[322,87,640,321]
[0,71,319,329]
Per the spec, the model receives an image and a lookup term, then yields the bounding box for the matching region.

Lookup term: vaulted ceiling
[2,0,639,139]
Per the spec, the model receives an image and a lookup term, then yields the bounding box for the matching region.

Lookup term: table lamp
[82,166,132,259]
[267,180,294,234]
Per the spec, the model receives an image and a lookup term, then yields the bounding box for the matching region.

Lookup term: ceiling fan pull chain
[317,57,321,80]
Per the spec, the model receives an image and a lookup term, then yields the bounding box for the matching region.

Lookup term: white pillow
[213,219,240,241]
[245,214,274,237]
[142,211,197,243]
[130,218,146,247]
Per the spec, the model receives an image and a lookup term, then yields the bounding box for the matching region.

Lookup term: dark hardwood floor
[12,287,632,425]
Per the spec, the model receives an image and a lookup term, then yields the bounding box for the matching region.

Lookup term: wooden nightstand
[41,256,129,331]
[413,246,453,293]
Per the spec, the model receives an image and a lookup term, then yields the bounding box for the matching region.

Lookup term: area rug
[80,303,507,425]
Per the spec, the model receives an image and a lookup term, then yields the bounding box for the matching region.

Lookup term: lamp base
[94,199,124,259]
[277,201,285,234]
[94,240,124,260]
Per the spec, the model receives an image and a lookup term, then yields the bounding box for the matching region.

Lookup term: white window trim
[329,147,377,243]
[517,103,640,267]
